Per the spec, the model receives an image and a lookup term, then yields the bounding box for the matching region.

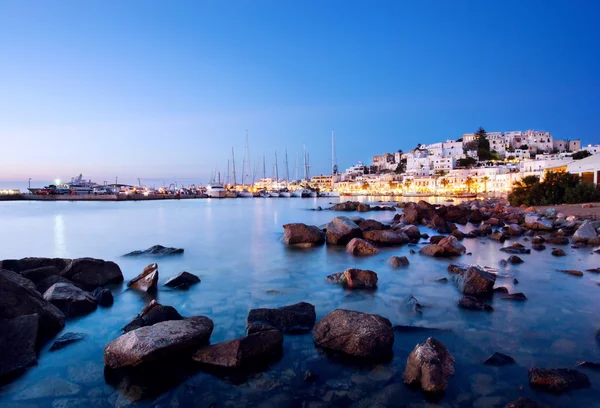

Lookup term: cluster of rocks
[0,257,123,381]
[328,201,396,212]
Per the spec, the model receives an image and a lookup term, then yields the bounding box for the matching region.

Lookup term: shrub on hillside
[508,171,600,206]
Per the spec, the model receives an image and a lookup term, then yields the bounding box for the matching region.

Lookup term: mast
[242,130,250,186]
[231,147,237,186]
[331,129,337,188]
[285,148,290,186]
[263,156,266,180]
[295,152,299,181]
[226,159,230,185]
[274,151,279,181]
[303,145,307,181]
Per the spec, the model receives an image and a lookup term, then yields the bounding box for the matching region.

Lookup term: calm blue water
[0,198,599,407]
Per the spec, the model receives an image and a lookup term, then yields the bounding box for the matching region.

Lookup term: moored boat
[206,183,227,198]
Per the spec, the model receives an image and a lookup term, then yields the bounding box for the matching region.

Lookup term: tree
[394,158,407,174]
[440,178,450,190]
[481,176,490,193]
[490,151,501,161]
[520,144,529,151]
[507,171,600,206]
[572,150,592,160]
[435,169,448,177]
[465,177,474,193]
[361,182,370,191]
[404,179,412,191]
[506,155,516,161]
[476,127,491,161]
[456,157,477,168]
[388,181,398,190]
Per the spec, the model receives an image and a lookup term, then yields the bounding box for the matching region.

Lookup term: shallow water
[1,197,599,407]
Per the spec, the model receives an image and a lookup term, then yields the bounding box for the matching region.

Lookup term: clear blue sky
[1,0,599,186]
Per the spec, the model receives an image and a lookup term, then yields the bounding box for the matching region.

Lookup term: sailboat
[269,151,280,197]
[225,148,238,198]
[320,129,341,197]
[279,148,291,197]
[238,131,254,197]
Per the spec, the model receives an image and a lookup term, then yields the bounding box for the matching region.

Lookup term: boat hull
[207,191,227,198]
[279,191,291,197]
[237,191,253,198]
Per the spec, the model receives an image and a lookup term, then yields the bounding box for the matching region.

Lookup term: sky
[1,0,599,187]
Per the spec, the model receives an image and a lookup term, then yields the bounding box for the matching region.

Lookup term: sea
[0,197,599,407]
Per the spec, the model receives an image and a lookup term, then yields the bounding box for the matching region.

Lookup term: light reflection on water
[0,197,599,407]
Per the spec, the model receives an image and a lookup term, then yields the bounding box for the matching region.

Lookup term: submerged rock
[164,271,200,289]
[507,255,524,264]
[532,244,546,251]
[388,255,409,268]
[127,263,159,293]
[246,302,316,334]
[192,329,283,369]
[346,238,380,256]
[405,295,422,314]
[528,367,590,393]
[403,337,455,394]
[483,352,515,366]
[43,283,98,317]
[458,296,493,311]
[282,223,325,246]
[500,242,531,254]
[325,216,362,245]
[551,248,566,257]
[452,266,496,297]
[124,245,184,256]
[0,314,38,381]
[123,300,183,333]
[104,316,214,369]
[60,258,124,290]
[557,269,583,277]
[502,292,528,301]
[50,332,85,351]
[313,309,393,359]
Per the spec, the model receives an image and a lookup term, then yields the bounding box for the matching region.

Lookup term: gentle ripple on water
[0,197,599,407]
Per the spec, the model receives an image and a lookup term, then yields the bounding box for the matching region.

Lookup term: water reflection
[54,213,66,257]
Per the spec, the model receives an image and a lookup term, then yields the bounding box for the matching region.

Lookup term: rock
[531,236,545,244]
[524,215,553,231]
[557,269,583,277]
[123,245,184,256]
[504,397,549,408]
[0,269,65,339]
[532,243,546,251]
[246,302,316,334]
[402,207,419,224]
[545,208,557,217]
[36,275,73,295]
[43,283,98,317]
[507,255,524,264]
[357,203,371,212]
[127,263,159,293]
[326,216,362,245]
[586,268,600,273]
[403,337,455,394]
[331,201,359,211]
[20,266,60,283]
[192,329,283,369]
[335,268,378,289]
[458,296,493,311]
[524,206,537,213]
[123,300,183,332]
[409,249,416,254]
[582,203,593,208]
[551,248,566,257]
[1,268,38,293]
[545,236,569,245]
[313,309,393,359]
[399,225,421,240]
[304,370,318,382]
[500,242,531,254]
[164,271,200,289]
[438,235,466,256]
[346,238,380,256]
[483,352,515,366]
[0,314,38,381]
[493,286,509,294]
[281,223,325,246]
[435,277,448,283]
[479,223,492,234]
[528,367,590,393]
[486,218,500,226]
[363,229,408,246]
[405,295,422,314]
[452,266,496,297]
[488,231,507,242]
[60,258,124,290]
[578,361,600,369]
[513,278,519,284]
[388,256,409,267]
[572,221,598,243]
[451,229,465,240]
[50,332,86,351]
[358,219,385,231]
[470,209,483,223]
[104,316,214,369]
[588,236,600,246]
[12,376,81,400]
[0,257,70,274]
[567,215,577,222]
[503,292,527,301]
[429,235,445,244]
[91,287,114,307]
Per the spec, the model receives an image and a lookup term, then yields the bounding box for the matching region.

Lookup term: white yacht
[206,183,227,198]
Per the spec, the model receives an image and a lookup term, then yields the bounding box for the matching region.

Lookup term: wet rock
[532,243,546,251]
[357,203,371,212]
[551,248,566,257]
[331,268,378,289]
[504,397,549,408]
[545,236,569,245]
[60,258,123,291]
[91,287,114,307]
[452,266,496,296]
[104,316,214,369]
[346,238,380,256]
[12,376,81,400]
[43,283,98,317]
[500,242,531,254]
[123,300,183,332]
[430,235,445,244]
[513,278,519,284]
[493,286,509,294]
[127,263,159,293]
[192,329,283,369]
[402,206,419,224]
[586,268,600,273]
[164,271,200,289]
[0,257,70,274]
[313,309,393,359]
[451,229,465,240]
[358,219,385,231]
[403,337,455,394]
[405,295,422,314]
[507,255,524,264]
[528,367,590,393]
[36,275,73,295]
[246,302,316,334]
[1,268,38,293]
[50,332,86,351]
[524,215,553,231]
[409,249,416,254]
[435,277,448,283]
[458,296,493,311]
[0,314,38,381]
[578,361,600,369]
[508,224,523,236]
[20,266,60,284]
[388,256,409,268]
[124,245,184,256]
[363,229,408,246]
[573,221,597,243]
[0,269,65,339]
[304,369,318,382]
[331,201,359,211]
[399,225,421,240]
[488,231,507,242]
[420,236,466,257]
[557,269,583,277]
[483,352,515,366]
[503,292,528,301]
[479,223,493,234]
[326,216,362,245]
[281,223,325,246]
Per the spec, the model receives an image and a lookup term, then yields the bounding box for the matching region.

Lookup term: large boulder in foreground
[127,263,159,293]
[403,337,455,394]
[281,223,325,246]
[572,221,598,243]
[363,229,408,246]
[0,269,65,339]
[0,257,70,274]
[325,216,362,245]
[192,329,283,369]
[346,238,380,256]
[528,367,590,393]
[313,309,393,359]
[247,302,315,334]
[104,316,214,369]
[124,245,184,256]
[43,282,98,317]
[123,300,183,333]
[61,258,124,290]
[0,314,38,381]
[452,266,496,297]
